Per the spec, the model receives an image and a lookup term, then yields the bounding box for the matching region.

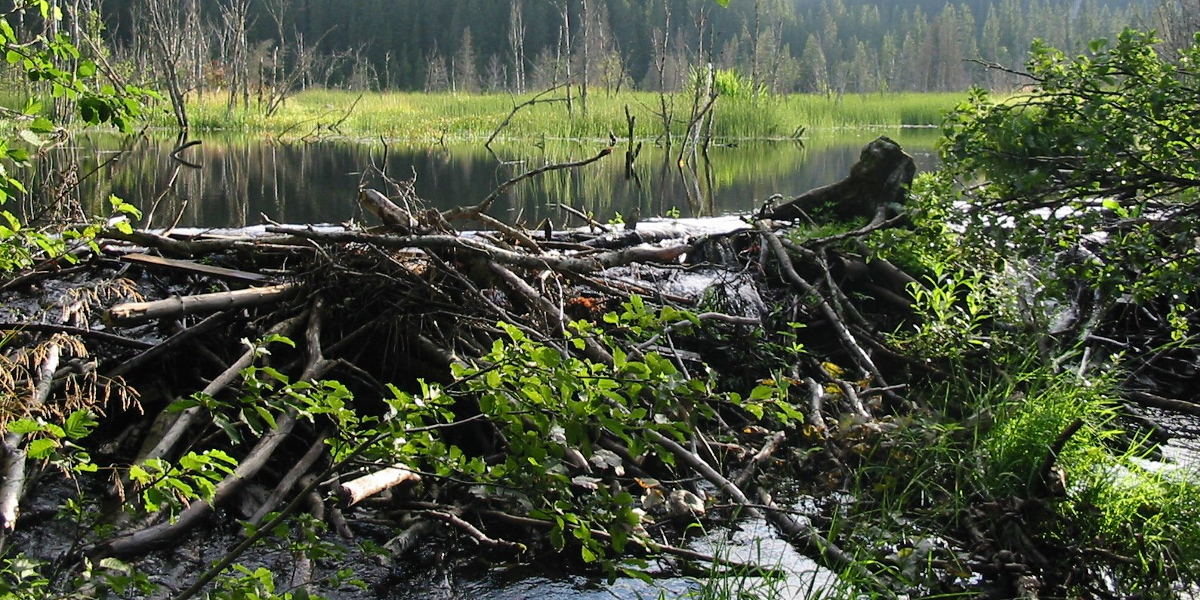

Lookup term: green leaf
[26,437,59,459]
[63,410,97,439]
[6,419,42,435]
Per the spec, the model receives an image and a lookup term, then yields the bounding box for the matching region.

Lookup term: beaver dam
[1,137,1198,600]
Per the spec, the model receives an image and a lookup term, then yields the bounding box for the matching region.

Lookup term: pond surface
[48,130,939,230]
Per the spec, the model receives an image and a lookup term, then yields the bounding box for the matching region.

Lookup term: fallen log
[103,283,298,327]
[760,136,916,222]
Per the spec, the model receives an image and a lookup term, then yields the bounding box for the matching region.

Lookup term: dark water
[46,130,939,230]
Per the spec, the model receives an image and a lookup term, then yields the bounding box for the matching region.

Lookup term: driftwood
[358,188,418,233]
[760,135,916,222]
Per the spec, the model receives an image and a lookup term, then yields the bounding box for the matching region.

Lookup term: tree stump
[761,136,916,222]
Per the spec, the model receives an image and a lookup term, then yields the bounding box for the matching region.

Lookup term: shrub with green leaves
[939,29,1200,304]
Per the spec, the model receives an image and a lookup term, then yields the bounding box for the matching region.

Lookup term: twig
[485,85,568,148]
[0,322,153,351]
[445,145,614,219]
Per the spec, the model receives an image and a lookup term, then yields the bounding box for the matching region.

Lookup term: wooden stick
[416,508,525,553]
[108,312,231,378]
[247,431,329,527]
[104,284,298,327]
[0,343,60,531]
[0,323,153,350]
[131,313,305,467]
[647,429,891,597]
[445,145,614,219]
[358,188,417,233]
[96,310,331,558]
[120,253,270,284]
[265,227,690,274]
[757,223,888,388]
[335,465,420,507]
[731,431,787,490]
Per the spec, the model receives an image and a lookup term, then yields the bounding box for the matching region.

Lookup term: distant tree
[453,27,479,93]
[1156,0,1200,59]
[484,53,506,92]
[134,0,206,130]
[798,34,829,94]
[217,0,252,111]
[425,45,450,92]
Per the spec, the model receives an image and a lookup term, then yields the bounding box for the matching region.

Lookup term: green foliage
[127,451,238,518]
[891,262,993,360]
[0,2,151,276]
[939,29,1200,303]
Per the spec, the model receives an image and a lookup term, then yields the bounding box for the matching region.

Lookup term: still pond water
[55,130,939,229]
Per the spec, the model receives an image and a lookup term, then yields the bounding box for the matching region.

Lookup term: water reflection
[51,131,939,230]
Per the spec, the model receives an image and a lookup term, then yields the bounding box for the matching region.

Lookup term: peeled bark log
[104,284,298,327]
[761,136,916,222]
[335,465,420,507]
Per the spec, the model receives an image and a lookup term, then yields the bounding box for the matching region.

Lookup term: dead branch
[108,312,232,378]
[417,508,525,553]
[248,431,329,527]
[444,145,614,219]
[485,85,569,149]
[132,313,306,468]
[0,323,153,351]
[758,222,887,387]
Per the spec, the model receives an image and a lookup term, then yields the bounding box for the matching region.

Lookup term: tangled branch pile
[0,130,1198,600]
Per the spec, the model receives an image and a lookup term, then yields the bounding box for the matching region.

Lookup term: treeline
[92,0,1156,95]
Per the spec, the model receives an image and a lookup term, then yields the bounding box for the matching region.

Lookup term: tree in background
[453,27,479,93]
[133,0,205,130]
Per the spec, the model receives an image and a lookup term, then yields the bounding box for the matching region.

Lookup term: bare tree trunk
[139,0,205,131]
[509,0,526,93]
[580,0,590,116]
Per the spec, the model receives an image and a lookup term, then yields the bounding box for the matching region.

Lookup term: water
[43,130,939,230]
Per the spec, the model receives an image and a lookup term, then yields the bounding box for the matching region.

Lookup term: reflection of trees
[41,133,938,229]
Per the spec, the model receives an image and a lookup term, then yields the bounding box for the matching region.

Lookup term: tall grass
[164,89,963,142]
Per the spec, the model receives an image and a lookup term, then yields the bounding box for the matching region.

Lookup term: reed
[166,89,963,142]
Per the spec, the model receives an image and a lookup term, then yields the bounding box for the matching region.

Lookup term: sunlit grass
[164,89,964,142]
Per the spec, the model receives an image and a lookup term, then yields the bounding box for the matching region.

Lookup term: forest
[86,0,1165,97]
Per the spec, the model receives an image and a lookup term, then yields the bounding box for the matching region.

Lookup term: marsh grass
[166,89,962,142]
[826,357,1200,597]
